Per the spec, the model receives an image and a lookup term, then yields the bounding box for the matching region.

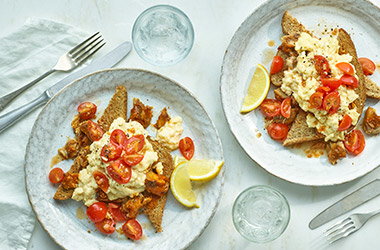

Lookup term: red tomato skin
[124,135,145,155]
[108,203,127,222]
[358,57,376,76]
[87,202,108,223]
[316,86,331,94]
[106,160,132,184]
[122,219,143,241]
[270,56,284,74]
[309,92,324,109]
[82,120,104,141]
[314,55,331,78]
[323,92,340,114]
[344,130,365,155]
[260,99,281,118]
[336,62,354,75]
[267,123,289,141]
[179,137,195,160]
[280,97,291,118]
[95,218,116,235]
[100,142,122,163]
[93,171,109,193]
[340,75,358,88]
[110,129,128,147]
[122,154,144,166]
[48,168,65,184]
[338,115,353,131]
[321,78,341,91]
[77,102,97,120]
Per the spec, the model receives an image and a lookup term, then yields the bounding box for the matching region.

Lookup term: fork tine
[327,226,356,244]
[324,217,351,236]
[68,32,101,55]
[75,42,106,65]
[71,35,103,59]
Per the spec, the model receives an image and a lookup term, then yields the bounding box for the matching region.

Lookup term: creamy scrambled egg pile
[156,116,184,150]
[281,32,360,141]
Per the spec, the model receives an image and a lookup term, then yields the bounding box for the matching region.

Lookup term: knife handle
[0,92,49,133]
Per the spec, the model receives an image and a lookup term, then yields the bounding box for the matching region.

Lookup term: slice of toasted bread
[283,110,324,146]
[98,85,128,131]
[143,137,175,232]
[364,76,380,99]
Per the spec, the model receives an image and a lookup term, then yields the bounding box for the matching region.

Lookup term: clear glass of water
[132,5,194,66]
[232,185,290,243]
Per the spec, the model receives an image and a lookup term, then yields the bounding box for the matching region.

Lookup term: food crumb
[87,230,91,233]
[267,40,275,47]
[256,132,262,138]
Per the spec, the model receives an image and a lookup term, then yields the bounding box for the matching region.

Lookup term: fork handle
[0,91,49,133]
[0,69,55,112]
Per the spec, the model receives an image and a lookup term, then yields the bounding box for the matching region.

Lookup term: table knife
[0,41,132,133]
[309,179,380,229]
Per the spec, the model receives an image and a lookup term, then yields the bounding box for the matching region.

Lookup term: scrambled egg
[72,118,158,206]
[156,116,184,150]
[281,32,360,141]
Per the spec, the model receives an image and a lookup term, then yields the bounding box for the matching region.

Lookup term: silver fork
[324,208,380,244]
[0,32,105,111]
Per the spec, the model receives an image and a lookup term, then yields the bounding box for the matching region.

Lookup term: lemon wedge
[173,156,187,167]
[170,162,199,208]
[240,64,270,114]
[187,159,224,182]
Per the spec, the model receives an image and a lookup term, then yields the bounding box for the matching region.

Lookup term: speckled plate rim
[25,68,224,249]
[220,0,380,186]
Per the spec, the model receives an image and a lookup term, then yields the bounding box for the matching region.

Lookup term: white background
[1,0,380,249]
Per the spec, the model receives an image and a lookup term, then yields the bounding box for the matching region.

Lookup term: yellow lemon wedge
[187,159,224,182]
[170,162,199,208]
[173,156,187,167]
[240,64,270,114]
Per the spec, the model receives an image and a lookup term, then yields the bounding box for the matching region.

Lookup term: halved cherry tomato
[108,203,127,222]
[95,218,116,235]
[260,99,281,117]
[314,55,331,78]
[100,142,122,163]
[270,56,284,74]
[124,135,145,155]
[338,114,353,131]
[340,75,358,88]
[122,154,144,166]
[87,202,108,223]
[309,92,324,109]
[321,78,341,91]
[122,219,143,241]
[336,62,354,75]
[93,171,109,193]
[358,57,376,76]
[77,102,97,120]
[316,86,331,94]
[48,168,65,184]
[323,91,340,114]
[344,130,365,155]
[106,160,132,184]
[82,120,104,141]
[267,123,289,141]
[280,97,291,118]
[110,129,127,147]
[179,137,195,160]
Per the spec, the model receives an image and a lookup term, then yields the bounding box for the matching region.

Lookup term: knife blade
[0,41,132,133]
[309,179,380,229]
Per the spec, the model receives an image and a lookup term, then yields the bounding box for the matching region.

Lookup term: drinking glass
[232,185,290,243]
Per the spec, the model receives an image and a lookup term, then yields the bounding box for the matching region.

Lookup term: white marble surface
[1,0,380,249]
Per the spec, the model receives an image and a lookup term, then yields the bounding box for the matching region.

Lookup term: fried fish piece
[129,98,153,128]
[153,107,170,129]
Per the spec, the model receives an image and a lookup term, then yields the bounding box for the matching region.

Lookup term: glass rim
[131,4,195,66]
[232,185,291,243]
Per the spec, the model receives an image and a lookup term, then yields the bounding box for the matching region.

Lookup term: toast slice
[54,86,128,200]
[364,76,380,99]
[143,137,175,232]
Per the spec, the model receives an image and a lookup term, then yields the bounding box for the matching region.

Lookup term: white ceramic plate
[220,0,380,186]
[25,68,224,249]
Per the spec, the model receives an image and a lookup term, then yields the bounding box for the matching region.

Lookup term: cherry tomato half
[106,160,132,184]
[338,114,353,131]
[340,75,358,88]
[124,135,145,155]
[108,203,127,222]
[323,91,340,114]
[280,97,291,118]
[122,219,143,241]
[309,92,324,109]
[336,62,354,75]
[179,137,195,160]
[82,120,104,141]
[321,78,341,91]
[87,202,108,223]
[260,99,281,118]
[270,56,284,74]
[122,154,144,166]
[358,57,376,76]
[110,129,128,147]
[314,55,331,78]
[95,218,116,235]
[100,142,122,163]
[77,102,97,120]
[344,130,365,155]
[48,168,65,184]
[267,123,289,141]
[93,171,109,193]
[316,86,331,94]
